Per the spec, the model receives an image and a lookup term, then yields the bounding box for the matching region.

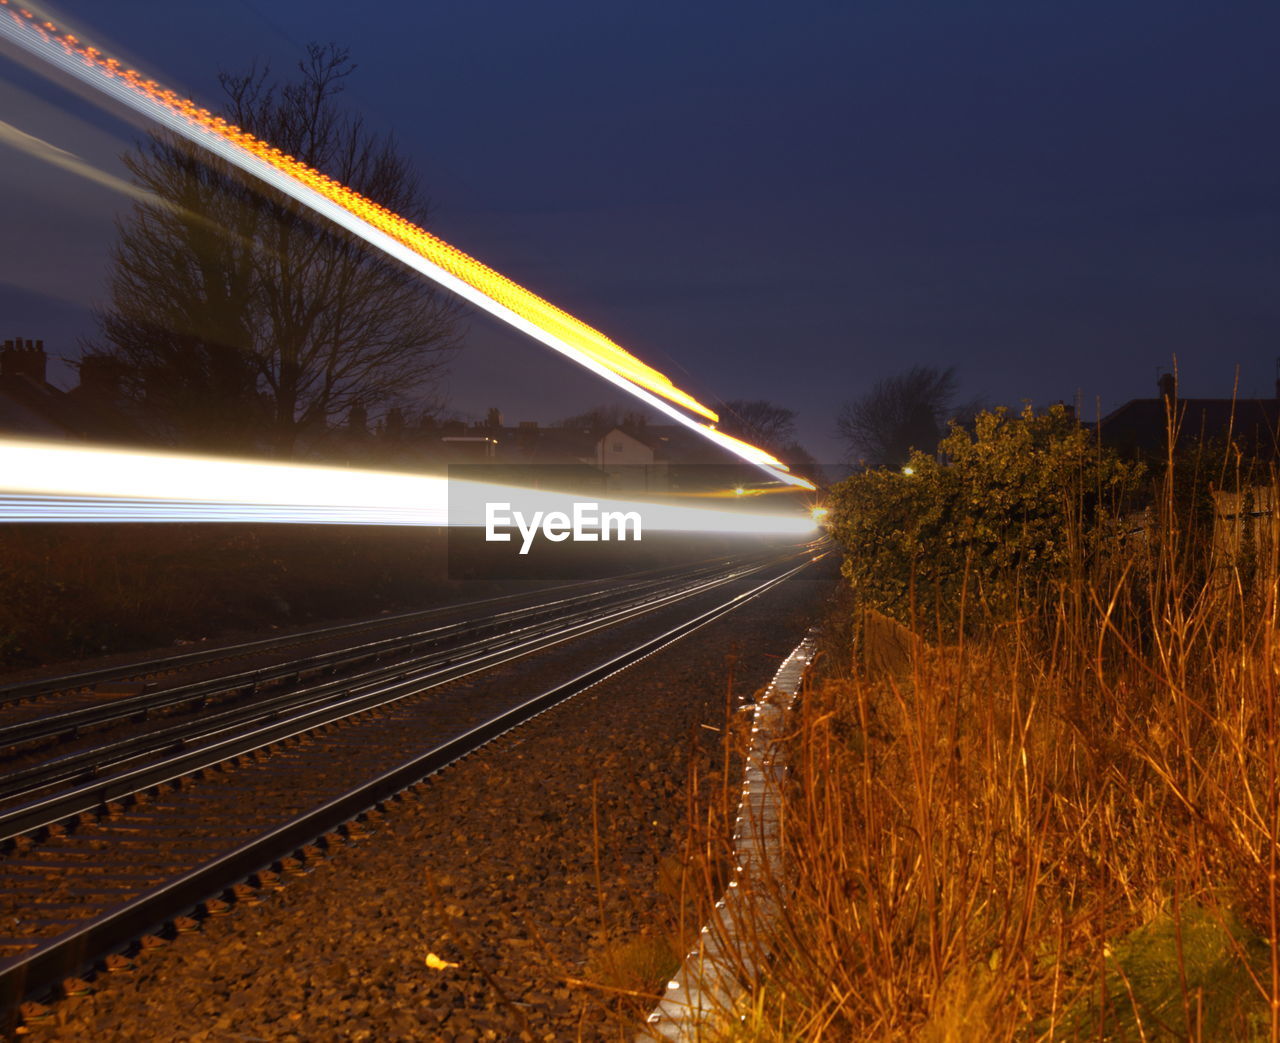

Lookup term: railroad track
[0,551,764,792]
[0,543,826,1030]
[0,550,765,714]
[0,551,787,827]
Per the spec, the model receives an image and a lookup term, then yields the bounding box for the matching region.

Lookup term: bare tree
[837,366,959,469]
[717,399,823,481]
[93,44,463,455]
[557,404,648,432]
[718,400,797,454]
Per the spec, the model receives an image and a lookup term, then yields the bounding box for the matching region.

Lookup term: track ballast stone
[28,564,833,1041]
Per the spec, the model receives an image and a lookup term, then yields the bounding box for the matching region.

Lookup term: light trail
[0,3,814,491]
[0,496,439,525]
[0,116,171,207]
[0,438,817,536]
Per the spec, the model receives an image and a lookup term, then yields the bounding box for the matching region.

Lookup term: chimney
[384,406,405,438]
[1157,372,1176,403]
[76,354,124,398]
[347,400,368,434]
[0,338,47,383]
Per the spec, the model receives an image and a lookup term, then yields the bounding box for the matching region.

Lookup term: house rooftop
[1097,374,1280,461]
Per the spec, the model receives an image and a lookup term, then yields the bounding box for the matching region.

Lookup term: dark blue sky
[1,0,1276,463]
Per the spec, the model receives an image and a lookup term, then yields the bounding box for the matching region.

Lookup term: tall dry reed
[716,452,1280,1040]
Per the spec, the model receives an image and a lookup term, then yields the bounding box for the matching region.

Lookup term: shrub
[827,404,1143,635]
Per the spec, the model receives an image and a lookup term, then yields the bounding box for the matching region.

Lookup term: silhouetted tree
[778,441,824,484]
[718,399,824,483]
[719,399,797,454]
[837,366,960,469]
[93,44,463,454]
[557,404,648,432]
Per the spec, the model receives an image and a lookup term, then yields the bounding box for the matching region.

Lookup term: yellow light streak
[0,4,815,491]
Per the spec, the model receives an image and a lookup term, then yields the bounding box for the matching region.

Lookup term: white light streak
[0,438,817,536]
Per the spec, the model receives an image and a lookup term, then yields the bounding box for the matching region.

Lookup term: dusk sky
[0,0,1276,465]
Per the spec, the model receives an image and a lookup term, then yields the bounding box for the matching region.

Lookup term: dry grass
[583,932,681,1000]
[703,470,1280,1040]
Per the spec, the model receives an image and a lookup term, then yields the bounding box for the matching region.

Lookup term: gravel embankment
[26,562,835,1041]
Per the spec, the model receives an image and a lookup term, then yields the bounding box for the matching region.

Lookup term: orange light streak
[0,3,815,490]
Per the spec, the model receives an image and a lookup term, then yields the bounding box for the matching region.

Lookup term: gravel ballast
[25,561,835,1041]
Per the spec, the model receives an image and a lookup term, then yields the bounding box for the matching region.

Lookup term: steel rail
[0,551,755,706]
[0,554,775,804]
[0,554,752,752]
[0,551,799,840]
[0,552,823,1029]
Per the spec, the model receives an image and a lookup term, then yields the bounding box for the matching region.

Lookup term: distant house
[280,406,786,491]
[595,426,667,492]
[0,340,148,445]
[416,417,762,494]
[440,435,498,462]
[0,340,65,439]
[1098,373,1280,464]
